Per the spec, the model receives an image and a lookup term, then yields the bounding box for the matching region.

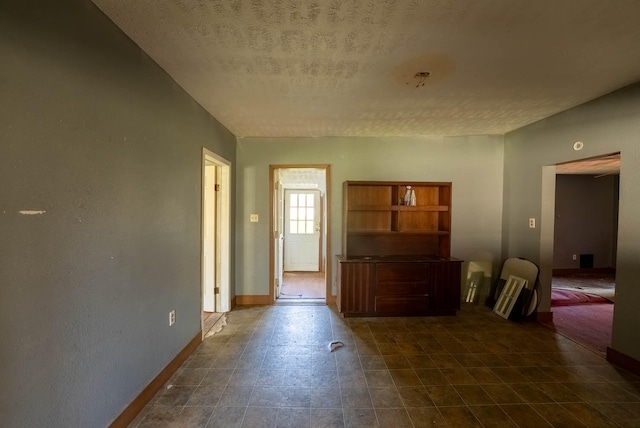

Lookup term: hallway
[278,272,325,300]
[129,304,640,427]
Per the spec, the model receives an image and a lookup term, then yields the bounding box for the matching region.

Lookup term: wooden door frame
[201,148,232,338]
[269,164,333,304]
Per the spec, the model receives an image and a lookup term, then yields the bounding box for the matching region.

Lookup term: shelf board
[349,205,449,212]
[398,205,449,212]
[349,205,396,211]
[347,230,450,235]
[398,230,450,235]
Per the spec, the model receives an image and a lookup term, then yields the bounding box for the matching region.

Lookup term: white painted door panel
[203,164,216,312]
[284,190,320,271]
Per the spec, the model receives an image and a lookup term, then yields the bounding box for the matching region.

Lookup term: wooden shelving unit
[343,181,452,258]
[337,181,460,317]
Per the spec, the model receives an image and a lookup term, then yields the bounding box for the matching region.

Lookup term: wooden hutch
[337,181,462,317]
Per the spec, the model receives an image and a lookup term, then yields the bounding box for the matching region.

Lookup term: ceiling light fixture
[414,71,431,87]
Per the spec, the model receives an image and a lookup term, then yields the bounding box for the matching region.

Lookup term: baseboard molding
[606,347,640,376]
[231,295,237,310]
[236,295,272,305]
[236,295,335,306]
[109,331,202,428]
[536,311,553,323]
[553,267,616,276]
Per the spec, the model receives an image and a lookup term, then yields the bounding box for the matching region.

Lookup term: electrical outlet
[528,218,536,228]
[572,254,577,261]
[250,214,259,222]
[169,310,176,326]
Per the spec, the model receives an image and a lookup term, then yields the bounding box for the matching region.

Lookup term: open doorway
[201,148,231,337]
[269,165,330,305]
[543,153,619,355]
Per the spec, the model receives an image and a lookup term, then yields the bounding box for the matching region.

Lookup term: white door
[201,148,232,320]
[274,178,284,297]
[284,190,320,271]
[203,164,216,312]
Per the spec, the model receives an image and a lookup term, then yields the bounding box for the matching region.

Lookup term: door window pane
[289,192,315,234]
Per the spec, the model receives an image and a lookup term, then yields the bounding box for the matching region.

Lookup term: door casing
[269,165,332,304]
[201,148,232,336]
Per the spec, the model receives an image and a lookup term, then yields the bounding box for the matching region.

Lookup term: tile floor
[129,304,640,427]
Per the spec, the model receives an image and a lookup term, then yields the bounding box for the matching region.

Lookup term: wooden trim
[269,164,331,304]
[236,295,273,305]
[109,331,202,428]
[535,311,553,323]
[552,267,615,276]
[325,166,332,304]
[268,165,276,305]
[231,295,237,310]
[607,347,640,376]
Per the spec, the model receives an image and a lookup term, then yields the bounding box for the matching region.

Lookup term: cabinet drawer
[375,281,428,296]
[375,296,429,313]
[376,263,429,282]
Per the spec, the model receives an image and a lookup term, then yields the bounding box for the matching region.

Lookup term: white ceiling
[278,167,326,191]
[93,0,640,138]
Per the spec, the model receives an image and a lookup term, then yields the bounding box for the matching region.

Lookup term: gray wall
[553,175,619,269]
[236,135,505,297]
[0,0,236,426]
[504,83,640,362]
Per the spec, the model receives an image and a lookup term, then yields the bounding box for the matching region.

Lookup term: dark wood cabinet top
[337,255,462,263]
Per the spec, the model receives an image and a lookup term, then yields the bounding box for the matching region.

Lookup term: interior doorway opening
[201,148,231,337]
[540,153,619,355]
[270,166,330,305]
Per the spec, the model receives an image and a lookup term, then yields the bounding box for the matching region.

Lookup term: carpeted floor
[551,289,610,306]
[543,273,616,355]
[544,303,613,355]
[552,272,615,302]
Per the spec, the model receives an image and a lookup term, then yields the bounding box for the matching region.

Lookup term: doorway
[269,165,330,304]
[541,153,619,355]
[284,189,321,272]
[201,148,231,337]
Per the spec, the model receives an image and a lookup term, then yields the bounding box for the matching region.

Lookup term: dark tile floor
[129,304,640,427]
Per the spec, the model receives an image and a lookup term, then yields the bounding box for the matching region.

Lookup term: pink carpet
[551,288,610,306]
[544,303,613,355]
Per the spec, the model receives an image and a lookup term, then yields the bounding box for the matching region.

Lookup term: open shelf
[343,181,452,258]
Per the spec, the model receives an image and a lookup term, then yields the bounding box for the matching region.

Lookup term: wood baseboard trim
[236,295,334,306]
[606,347,640,376]
[552,267,615,276]
[536,311,553,323]
[236,295,272,305]
[109,331,202,428]
[231,296,237,310]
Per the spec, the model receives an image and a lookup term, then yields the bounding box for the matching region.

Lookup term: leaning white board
[494,275,528,319]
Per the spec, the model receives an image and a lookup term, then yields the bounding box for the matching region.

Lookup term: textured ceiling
[92,0,640,138]
[278,167,326,189]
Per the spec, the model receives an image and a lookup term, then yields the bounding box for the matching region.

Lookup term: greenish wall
[5,0,640,423]
[504,83,640,361]
[553,175,618,270]
[236,135,505,297]
[0,0,236,426]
